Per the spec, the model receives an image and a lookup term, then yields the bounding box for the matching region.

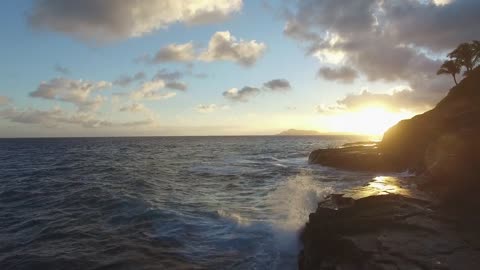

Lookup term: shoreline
[297,172,480,269]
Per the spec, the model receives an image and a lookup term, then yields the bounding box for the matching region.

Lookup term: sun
[323,106,414,137]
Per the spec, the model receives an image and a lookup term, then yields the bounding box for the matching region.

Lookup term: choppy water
[0,136,382,270]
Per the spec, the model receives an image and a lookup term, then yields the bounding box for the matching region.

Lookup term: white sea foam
[216,209,251,226]
[267,171,334,230]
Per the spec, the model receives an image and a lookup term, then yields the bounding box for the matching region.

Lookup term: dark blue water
[0,136,377,270]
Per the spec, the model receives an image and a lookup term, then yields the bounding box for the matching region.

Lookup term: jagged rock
[299,194,480,270]
[308,144,402,172]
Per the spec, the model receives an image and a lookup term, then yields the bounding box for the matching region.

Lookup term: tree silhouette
[437,60,460,85]
[448,42,476,75]
[439,41,480,82]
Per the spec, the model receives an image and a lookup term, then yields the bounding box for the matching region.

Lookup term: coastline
[299,67,480,269]
[297,168,480,269]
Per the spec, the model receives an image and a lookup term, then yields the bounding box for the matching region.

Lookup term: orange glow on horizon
[319,106,415,137]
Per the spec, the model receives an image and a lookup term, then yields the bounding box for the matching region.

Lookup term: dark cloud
[54,64,70,75]
[383,0,480,51]
[165,81,188,91]
[223,86,261,102]
[263,79,291,91]
[153,68,207,82]
[224,78,293,102]
[152,43,196,63]
[289,0,377,36]
[153,69,184,81]
[113,72,145,87]
[283,20,320,42]
[28,0,243,42]
[318,66,358,83]
[283,0,479,108]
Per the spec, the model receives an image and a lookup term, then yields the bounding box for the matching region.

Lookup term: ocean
[0,136,387,270]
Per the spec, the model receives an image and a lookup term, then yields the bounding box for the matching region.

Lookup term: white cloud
[0,107,109,128]
[318,86,442,114]
[114,72,145,87]
[199,31,266,67]
[223,87,261,102]
[196,104,228,113]
[0,106,156,129]
[131,80,177,101]
[315,104,343,114]
[119,103,146,113]
[29,78,111,111]
[147,31,267,67]
[29,0,243,42]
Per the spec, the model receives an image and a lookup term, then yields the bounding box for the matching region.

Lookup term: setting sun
[323,107,415,137]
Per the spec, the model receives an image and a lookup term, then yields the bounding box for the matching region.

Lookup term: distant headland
[276,129,322,136]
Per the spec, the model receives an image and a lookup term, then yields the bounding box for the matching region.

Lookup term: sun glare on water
[325,106,414,137]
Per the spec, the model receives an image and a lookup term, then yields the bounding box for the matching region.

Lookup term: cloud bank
[29,0,243,42]
[223,78,292,102]
[199,31,266,67]
[146,31,266,67]
[284,0,480,110]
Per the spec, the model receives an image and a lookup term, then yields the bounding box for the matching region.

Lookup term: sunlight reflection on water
[350,176,412,199]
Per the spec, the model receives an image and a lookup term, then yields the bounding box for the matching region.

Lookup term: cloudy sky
[0,0,478,137]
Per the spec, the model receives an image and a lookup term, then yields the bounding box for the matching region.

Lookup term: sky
[0,0,479,137]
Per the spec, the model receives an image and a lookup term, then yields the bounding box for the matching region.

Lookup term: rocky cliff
[381,66,480,176]
[310,66,480,177]
[301,67,480,269]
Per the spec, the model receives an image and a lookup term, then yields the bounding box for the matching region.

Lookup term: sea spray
[267,170,334,230]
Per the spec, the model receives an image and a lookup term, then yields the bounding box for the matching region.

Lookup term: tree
[448,43,475,75]
[437,60,460,85]
[472,40,480,67]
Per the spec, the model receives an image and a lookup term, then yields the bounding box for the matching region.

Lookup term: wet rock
[308,144,402,172]
[299,194,480,270]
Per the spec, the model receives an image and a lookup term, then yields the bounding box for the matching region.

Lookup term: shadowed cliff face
[380,66,480,176]
[309,66,480,182]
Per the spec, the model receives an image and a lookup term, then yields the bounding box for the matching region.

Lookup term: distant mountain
[276,129,322,136]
